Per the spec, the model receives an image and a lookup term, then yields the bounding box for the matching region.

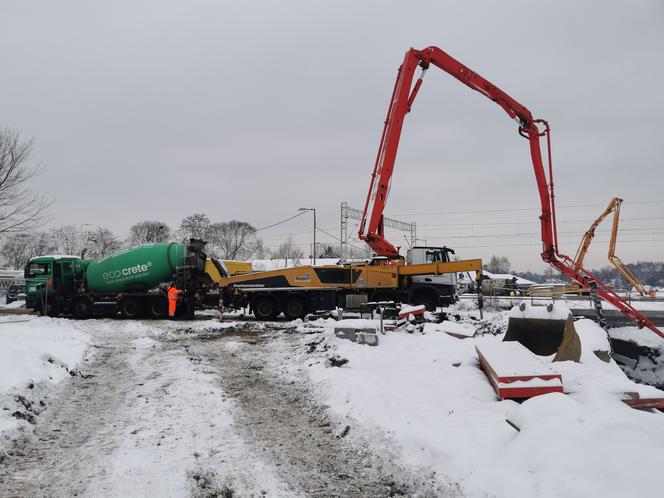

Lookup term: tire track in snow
[0,321,293,497]
[84,332,294,497]
[0,319,455,497]
[0,328,136,497]
[180,324,449,497]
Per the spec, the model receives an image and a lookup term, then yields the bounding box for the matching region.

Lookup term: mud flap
[504,311,581,362]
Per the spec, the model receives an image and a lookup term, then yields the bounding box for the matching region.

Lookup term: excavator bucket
[503,303,581,362]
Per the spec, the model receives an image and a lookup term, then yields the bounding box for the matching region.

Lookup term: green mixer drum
[85,243,185,294]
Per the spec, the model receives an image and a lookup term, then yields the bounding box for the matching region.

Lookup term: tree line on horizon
[484,254,664,289]
[0,215,321,270]
[0,128,352,270]
[0,214,360,270]
[2,128,660,283]
[513,262,664,289]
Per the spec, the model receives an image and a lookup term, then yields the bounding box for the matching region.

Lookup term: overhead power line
[453,238,664,250]
[389,199,664,218]
[316,226,367,253]
[417,216,664,229]
[418,227,664,240]
[255,211,308,232]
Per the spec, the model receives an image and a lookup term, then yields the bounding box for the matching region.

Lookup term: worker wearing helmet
[167,282,183,319]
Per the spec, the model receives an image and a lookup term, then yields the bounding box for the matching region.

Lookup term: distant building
[480,271,536,295]
[0,269,24,292]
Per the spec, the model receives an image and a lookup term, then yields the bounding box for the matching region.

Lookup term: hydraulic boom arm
[574,198,649,296]
[359,46,663,338]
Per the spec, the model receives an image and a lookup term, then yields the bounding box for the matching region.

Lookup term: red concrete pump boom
[359,46,663,338]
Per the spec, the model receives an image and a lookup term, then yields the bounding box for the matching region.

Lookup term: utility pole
[298,207,316,265]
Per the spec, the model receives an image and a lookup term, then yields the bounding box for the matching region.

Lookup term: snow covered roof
[28,255,80,261]
[482,271,535,286]
[250,258,340,272]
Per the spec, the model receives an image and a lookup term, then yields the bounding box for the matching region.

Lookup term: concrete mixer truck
[24,240,214,319]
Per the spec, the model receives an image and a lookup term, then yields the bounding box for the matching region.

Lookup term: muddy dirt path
[180,326,410,497]
[0,320,449,497]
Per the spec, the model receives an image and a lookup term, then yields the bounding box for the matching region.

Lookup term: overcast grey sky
[1,0,663,271]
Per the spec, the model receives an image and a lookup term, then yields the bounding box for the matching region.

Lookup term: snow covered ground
[0,318,301,496]
[278,306,664,498]
[0,317,89,451]
[1,302,663,497]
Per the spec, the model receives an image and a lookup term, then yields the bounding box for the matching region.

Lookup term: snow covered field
[277,304,664,498]
[1,303,663,497]
[0,317,89,450]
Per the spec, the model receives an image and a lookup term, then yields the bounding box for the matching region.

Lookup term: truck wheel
[72,297,93,319]
[47,299,62,318]
[120,298,143,319]
[36,300,58,317]
[252,296,279,320]
[283,295,308,320]
[147,297,168,319]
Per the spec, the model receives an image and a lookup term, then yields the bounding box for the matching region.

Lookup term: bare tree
[128,220,171,245]
[484,255,511,274]
[274,236,304,266]
[207,220,258,260]
[1,233,33,269]
[341,243,371,261]
[1,231,53,269]
[319,244,340,259]
[0,128,52,235]
[2,226,120,268]
[178,213,211,241]
[49,225,85,256]
[86,227,121,259]
[254,238,269,259]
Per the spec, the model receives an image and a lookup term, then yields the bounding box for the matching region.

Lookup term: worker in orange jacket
[167,282,184,319]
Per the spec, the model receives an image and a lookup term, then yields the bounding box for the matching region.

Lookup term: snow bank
[329,318,378,330]
[609,325,664,349]
[298,315,664,498]
[423,320,476,337]
[555,319,664,402]
[0,317,89,450]
[501,391,664,497]
[0,300,24,310]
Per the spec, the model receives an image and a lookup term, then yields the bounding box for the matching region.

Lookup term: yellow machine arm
[573,198,648,296]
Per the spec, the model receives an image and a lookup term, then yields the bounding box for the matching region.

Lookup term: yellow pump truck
[207,248,482,320]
